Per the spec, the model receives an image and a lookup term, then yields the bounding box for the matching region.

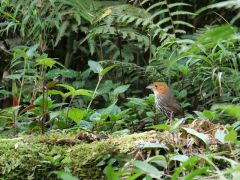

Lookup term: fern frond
[99,60,145,71]
[171,11,195,16]
[168,3,191,9]
[141,0,194,38]
[150,9,168,19]
[196,0,240,24]
[173,21,194,28]
[156,17,171,26]
[146,1,166,12]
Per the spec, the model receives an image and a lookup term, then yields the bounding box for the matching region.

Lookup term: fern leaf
[168,3,191,9]
[156,17,171,26]
[171,11,195,16]
[231,13,240,24]
[55,20,69,47]
[135,18,144,26]
[127,16,136,23]
[164,25,174,33]
[141,0,151,6]
[173,21,195,28]
[197,0,240,15]
[146,1,167,12]
[175,29,186,34]
[150,9,168,19]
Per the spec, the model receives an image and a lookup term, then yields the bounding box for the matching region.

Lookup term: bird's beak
[146,84,153,89]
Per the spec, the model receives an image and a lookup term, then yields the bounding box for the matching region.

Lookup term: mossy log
[0,120,231,179]
[0,131,158,180]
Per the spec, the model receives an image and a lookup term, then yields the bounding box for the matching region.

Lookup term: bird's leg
[166,112,173,125]
[169,112,173,126]
[169,112,175,145]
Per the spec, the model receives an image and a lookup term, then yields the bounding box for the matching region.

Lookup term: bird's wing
[161,93,184,115]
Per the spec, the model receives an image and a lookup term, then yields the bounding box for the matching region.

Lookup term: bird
[147,82,184,123]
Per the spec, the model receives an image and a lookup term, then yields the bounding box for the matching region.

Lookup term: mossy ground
[0,131,157,180]
[0,120,235,180]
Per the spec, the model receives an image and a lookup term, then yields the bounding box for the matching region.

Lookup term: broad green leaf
[170,155,189,162]
[64,92,74,98]
[104,165,119,180]
[181,25,236,57]
[142,143,169,151]
[146,111,155,117]
[171,156,199,180]
[183,168,208,180]
[197,154,226,179]
[178,89,187,98]
[127,98,146,106]
[212,104,240,120]
[172,118,185,131]
[100,65,116,76]
[26,44,39,58]
[74,89,93,97]
[101,103,121,115]
[88,60,103,73]
[67,108,85,124]
[36,58,57,68]
[182,127,209,146]
[115,109,130,120]
[57,84,75,92]
[147,155,167,167]
[49,111,63,120]
[6,74,22,80]
[14,49,27,59]
[48,90,65,97]
[34,95,53,109]
[89,112,102,122]
[0,89,12,95]
[224,129,237,143]
[197,25,236,49]
[53,119,67,129]
[202,110,216,120]
[78,120,93,130]
[113,85,130,95]
[132,160,162,179]
[55,171,79,180]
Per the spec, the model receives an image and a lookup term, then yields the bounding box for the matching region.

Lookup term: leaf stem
[41,65,46,134]
[65,95,74,128]
[87,75,102,110]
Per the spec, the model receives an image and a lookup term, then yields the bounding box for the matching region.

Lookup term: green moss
[0,131,157,179]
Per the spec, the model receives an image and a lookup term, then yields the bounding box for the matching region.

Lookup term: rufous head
[146,82,169,95]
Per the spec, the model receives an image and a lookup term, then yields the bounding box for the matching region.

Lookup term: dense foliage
[0,0,240,179]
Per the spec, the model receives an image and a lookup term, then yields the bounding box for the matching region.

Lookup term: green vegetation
[0,0,239,179]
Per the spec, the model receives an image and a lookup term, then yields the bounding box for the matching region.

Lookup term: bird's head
[146,82,169,95]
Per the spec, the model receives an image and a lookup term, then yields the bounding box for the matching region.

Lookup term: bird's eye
[155,85,157,88]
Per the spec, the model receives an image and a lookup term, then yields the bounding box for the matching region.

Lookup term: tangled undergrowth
[0,119,238,179]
